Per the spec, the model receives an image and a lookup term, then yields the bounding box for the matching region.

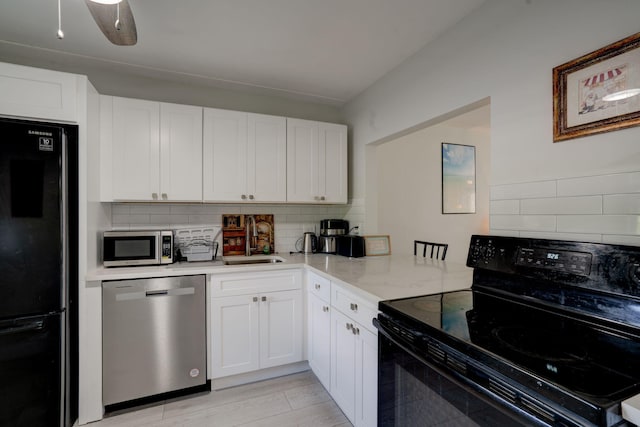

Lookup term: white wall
[375,109,490,263]
[342,0,640,243]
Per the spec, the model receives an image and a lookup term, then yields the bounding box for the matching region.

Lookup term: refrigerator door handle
[0,319,45,336]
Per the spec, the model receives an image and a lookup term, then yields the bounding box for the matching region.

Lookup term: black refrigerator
[0,117,78,427]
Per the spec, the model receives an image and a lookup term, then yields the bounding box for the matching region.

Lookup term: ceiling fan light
[90,0,123,4]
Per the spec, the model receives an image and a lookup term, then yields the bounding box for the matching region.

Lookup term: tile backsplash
[490,171,640,246]
[110,200,364,254]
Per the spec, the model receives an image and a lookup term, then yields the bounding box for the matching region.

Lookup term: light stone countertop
[86,253,473,303]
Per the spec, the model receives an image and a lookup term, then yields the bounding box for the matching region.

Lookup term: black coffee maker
[318,219,349,254]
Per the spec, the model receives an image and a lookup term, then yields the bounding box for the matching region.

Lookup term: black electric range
[376,235,640,426]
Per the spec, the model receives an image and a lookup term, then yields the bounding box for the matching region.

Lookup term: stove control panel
[515,247,592,275]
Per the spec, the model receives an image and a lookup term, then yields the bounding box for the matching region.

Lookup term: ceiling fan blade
[84,0,137,46]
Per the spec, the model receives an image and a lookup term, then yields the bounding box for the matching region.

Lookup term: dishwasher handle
[146,290,169,297]
[115,287,195,301]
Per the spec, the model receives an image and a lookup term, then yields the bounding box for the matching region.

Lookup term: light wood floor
[91,370,352,427]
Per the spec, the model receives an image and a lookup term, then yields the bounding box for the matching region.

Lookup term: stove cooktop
[381,289,640,400]
[379,236,640,426]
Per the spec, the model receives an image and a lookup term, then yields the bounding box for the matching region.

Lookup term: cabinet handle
[253,296,258,302]
[352,326,360,335]
[350,303,358,312]
[320,196,326,201]
[162,193,168,200]
[322,306,329,312]
[261,296,267,302]
[152,193,158,200]
[314,196,320,201]
[315,284,321,290]
[249,194,254,200]
[346,323,352,330]
[241,194,247,200]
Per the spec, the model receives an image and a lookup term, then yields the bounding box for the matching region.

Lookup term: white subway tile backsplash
[109,202,351,253]
[129,204,171,214]
[603,194,640,214]
[520,196,602,215]
[558,172,640,196]
[149,214,188,225]
[490,215,556,231]
[557,215,640,235]
[519,231,601,243]
[490,171,640,245]
[490,200,520,215]
[491,181,556,201]
[488,229,521,237]
[603,234,640,246]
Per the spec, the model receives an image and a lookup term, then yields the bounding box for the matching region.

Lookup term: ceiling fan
[83,0,137,46]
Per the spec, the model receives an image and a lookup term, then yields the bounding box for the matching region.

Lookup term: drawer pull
[352,326,360,335]
[346,323,353,330]
[261,296,267,302]
[253,296,258,302]
[323,306,329,312]
[350,303,358,312]
[315,284,321,290]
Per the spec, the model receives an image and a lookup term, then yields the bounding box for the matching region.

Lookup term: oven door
[376,319,544,427]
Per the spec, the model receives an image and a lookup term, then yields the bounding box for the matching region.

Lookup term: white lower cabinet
[331,309,377,427]
[210,270,303,379]
[306,272,378,427]
[308,291,332,391]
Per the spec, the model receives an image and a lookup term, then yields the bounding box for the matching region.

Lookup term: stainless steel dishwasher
[102,275,206,406]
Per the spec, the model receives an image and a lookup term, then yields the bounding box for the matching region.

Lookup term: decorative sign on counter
[364,235,391,256]
[222,214,274,256]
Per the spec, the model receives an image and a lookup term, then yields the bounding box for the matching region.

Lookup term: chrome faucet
[245,215,257,256]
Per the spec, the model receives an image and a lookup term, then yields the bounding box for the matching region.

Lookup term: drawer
[210,269,301,297]
[332,284,378,333]
[307,271,331,302]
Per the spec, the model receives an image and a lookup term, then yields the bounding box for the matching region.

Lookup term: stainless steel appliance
[318,219,348,254]
[302,232,317,254]
[0,118,78,427]
[102,275,207,406]
[376,235,640,426]
[103,230,174,267]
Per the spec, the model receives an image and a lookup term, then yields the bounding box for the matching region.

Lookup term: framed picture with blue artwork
[441,143,476,214]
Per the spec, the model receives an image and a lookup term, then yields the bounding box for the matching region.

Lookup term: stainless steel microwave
[103,230,174,267]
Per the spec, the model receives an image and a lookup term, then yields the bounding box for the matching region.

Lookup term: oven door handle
[374,318,434,368]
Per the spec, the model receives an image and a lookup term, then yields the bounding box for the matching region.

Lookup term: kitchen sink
[223,255,285,265]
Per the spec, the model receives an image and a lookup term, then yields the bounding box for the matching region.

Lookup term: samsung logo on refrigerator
[28,130,53,136]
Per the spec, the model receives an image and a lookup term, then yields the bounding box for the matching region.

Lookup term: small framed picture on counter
[364,235,391,256]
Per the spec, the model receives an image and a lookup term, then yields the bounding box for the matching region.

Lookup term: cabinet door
[286,118,319,202]
[160,103,203,202]
[211,295,259,378]
[308,292,331,391]
[0,62,77,122]
[355,327,377,427]
[203,108,248,202]
[111,97,160,201]
[319,123,348,204]
[247,113,287,202]
[259,289,303,369]
[331,309,357,423]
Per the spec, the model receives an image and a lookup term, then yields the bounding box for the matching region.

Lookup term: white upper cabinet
[160,102,203,201]
[101,96,203,202]
[203,108,286,203]
[0,62,78,122]
[248,113,287,202]
[287,119,347,204]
